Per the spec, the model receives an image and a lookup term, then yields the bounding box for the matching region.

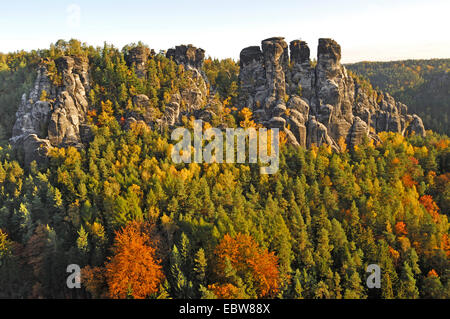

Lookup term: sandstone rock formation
[161,44,210,127]
[11,56,90,165]
[48,56,90,146]
[166,44,205,71]
[125,46,153,79]
[123,44,212,129]
[239,37,426,150]
[10,38,427,166]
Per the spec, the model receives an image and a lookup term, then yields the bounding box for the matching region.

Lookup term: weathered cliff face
[166,44,205,71]
[125,46,152,79]
[10,38,427,166]
[161,44,210,126]
[48,56,90,146]
[124,44,212,129]
[11,56,90,165]
[239,37,426,149]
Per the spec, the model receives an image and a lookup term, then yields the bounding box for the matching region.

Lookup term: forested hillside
[346,59,450,135]
[0,40,449,299]
[0,52,39,142]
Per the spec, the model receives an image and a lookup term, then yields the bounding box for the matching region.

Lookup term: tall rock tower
[238,37,426,149]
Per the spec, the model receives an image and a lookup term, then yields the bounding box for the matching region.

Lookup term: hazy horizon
[1,0,449,63]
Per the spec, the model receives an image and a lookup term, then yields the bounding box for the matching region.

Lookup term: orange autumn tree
[419,195,440,223]
[401,173,417,188]
[82,265,109,299]
[207,283,244,299]
[213,233,280,298]
[105,221,164,299]
[395,221,408,236]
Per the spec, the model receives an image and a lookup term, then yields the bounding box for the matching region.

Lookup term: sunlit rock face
[10,38,426,166]
[125,44,213,129]
[238,37,426,150]
[11,55,91,166]
[162,44,211,126]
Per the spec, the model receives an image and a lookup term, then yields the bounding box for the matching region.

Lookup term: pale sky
[1,0,449,63]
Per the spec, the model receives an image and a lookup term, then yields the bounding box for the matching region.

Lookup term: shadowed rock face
[125,46,152,78]
[238,37,426,150]
[290,40,310,64]
[240,46,264,66]
[11,55,91,166]
[11,38,427,166]
[160,44,210,127]
[166,44,205,71]
[318,38,341,64]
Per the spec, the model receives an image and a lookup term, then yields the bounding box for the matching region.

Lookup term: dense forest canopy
[346,59,450,135]
[0,40,449,299]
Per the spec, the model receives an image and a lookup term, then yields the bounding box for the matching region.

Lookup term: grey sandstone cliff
[11,56,91,165]
[161,44,211,126]
[123,44,212,129]
[10,38,427,166]
[166,44,205,71]
[238,37,426,150]
[125,46,153,79]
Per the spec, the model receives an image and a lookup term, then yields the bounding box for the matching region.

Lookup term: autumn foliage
[239,107,257,128]
[213,233,280,298]
[419,195,440,222]
[207,283,243,299]
[0,43,449,299]
[401,173,417,187]
[105,221,164,299]
[395,221,408,236]
[81,266,108,299]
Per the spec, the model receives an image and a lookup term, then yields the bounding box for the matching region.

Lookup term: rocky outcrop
[125,46,153,79]
[11,56,91,165]
[239,37,426,150]
[122,44,211,129]
[156,44,210,127]
[48,56,90,146]
[349,116,369,146]
[21,134,52,167]
[11,65,52,141]
[11,38,427,166]
[407,114,426,137]
[166,44,205,71]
